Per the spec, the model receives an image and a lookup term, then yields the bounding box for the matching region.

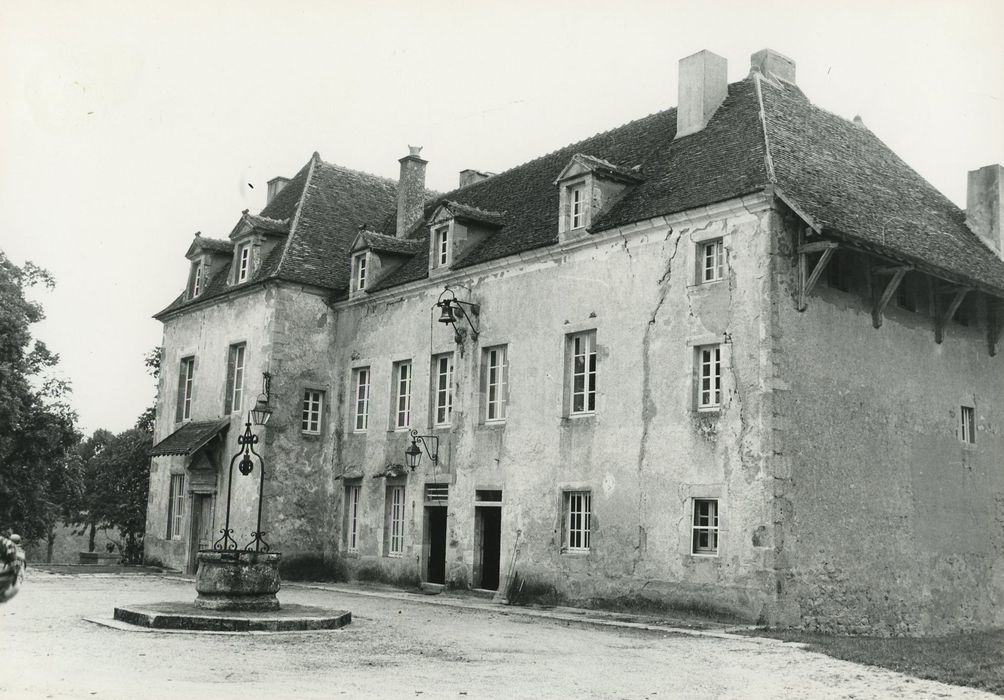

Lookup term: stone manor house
[146,49,1004,635]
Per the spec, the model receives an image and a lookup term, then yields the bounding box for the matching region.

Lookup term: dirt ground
[0,570,994,700]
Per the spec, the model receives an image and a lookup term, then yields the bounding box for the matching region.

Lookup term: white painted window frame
[484,345,508,423]
[301,389,323,434]
[237,243,252,283]
[697,344,722,411]
[691,498,720,556]
[191,263,202,298]
[435,225,451,268]
[960,405,976,444]
[345,484,361,553]
[353,252,367,292]
[569,183,586,230]
[432,353,453,427]
[229,343,246,414]
[568,331,597,416]
[701,239,724,283]
[167,474,185,540]
[352,367,370,432]
[179,356,195,421]
[564,490,591,553]
[393,360,412,430]
[387,485,405,556]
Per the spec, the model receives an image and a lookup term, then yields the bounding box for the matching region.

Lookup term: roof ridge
[752,72,777,185]
[273,153,320,280]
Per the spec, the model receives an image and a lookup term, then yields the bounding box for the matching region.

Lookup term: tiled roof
[559,154,645,183]
[192,235,233,253]
[355,230,424,256]
[438,201,506,227]
[149,419,229,456]
[240,212,290,236]
[759,77,1004,293]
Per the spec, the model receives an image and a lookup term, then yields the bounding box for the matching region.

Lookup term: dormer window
[189,262,203,298]
[434,225,451,268]
[236,243,252,283]
[353,252,367,292]
[569,184,586,230]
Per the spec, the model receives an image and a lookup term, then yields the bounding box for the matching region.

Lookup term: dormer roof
[350,230,424,256]
[228,210,291,240]
[185,233,233,259]
[553,153,645,185]
[430,201,506,228]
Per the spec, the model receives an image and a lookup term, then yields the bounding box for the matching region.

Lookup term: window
[568,331,597,415]
[236,243,252,283]
[701,239,724,283]
[692,499,719,555]
[189,263,203,298]
[483,345,509,422]
[434,225,451,268]
[345,484,361,552]
[353,252,367,292]
[301,389,323,434]
[393,360,412,430]
[385,485,405,556]
[564,491,591,552]
[432,354,453,427]
[697,344,722,411]
[175,356,195,422]
[960,405,976,444]
[166,474,185,539]
[224,343,246,414]
[569,184,586,229]
[352,368,370,432]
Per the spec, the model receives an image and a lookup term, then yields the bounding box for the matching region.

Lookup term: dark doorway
[475,506,502,590]
[425,506,447,584]
[188,494,214,574]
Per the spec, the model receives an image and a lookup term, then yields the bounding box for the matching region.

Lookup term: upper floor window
[352,252,367,292]
[189,263,203,298]
[432,354,453,427]
[434,225,451,268]
[175,356,195,422]
[236,243,252,283]
[697,344,722,411]
[225,343,246,414]
[301,389,324,434]
[482,345,508,423]
[569,184,586,230]
[393,360,412,430]
[352,367,370,432]
[567,331,597,416]
[701,239,724,283]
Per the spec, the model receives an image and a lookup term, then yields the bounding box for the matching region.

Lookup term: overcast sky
[1,0,1002,435]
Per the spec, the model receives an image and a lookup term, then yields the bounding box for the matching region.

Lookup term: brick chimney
[750,49,796,84]
[967,164,1003,257]
[397,146,428,238]
[459,169,492,188]
[675,50,728,139]
[266,176,290,205]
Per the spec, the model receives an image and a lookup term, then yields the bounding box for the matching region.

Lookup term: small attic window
[189,262,203,298]
[236,243,252,283]
[352,252,368,292]
[569,183,587,230]
[433,224,451,268]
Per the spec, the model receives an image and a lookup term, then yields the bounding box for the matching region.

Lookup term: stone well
[194,550,281,611]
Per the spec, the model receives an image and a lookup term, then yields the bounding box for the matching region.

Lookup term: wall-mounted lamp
[435,287,480,342]
[404,430,439,471]
[249,372,273,426]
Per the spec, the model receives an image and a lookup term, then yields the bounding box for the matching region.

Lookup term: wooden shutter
[175,360,187,422]
[224,346,235,414]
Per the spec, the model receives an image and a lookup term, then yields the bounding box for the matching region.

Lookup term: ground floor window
[691,498,719,555]
[564,491,591,552]
[386,485,405,556]
[345,484,361,552]
[167,474,185,539]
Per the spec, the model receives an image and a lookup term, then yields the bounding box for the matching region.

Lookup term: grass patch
[748,628,1004,695]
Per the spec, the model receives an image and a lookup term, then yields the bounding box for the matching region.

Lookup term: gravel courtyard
[0,570,994,700]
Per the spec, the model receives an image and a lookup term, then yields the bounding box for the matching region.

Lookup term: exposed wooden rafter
[933,286,971,344]
[796,237,839,311]
[870,265,911,329]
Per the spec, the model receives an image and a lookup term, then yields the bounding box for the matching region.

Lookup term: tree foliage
[0,251,79,542]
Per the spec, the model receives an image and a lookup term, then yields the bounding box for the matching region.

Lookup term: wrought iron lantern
[214,371,273,553]
[404,430,439,470]
[435,287,480,342]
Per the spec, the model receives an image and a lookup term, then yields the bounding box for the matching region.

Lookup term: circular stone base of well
[195,593,280,611]
[113,602,351,632]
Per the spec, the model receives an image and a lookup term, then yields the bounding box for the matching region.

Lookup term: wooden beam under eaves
[796,238,839,311]
[871,265,911,328]
[933,287,971,344]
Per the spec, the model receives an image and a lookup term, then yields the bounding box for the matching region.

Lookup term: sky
[1,0,1002,435]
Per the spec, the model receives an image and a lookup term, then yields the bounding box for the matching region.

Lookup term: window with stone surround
[189,262,203,298]
[352,252,367,292]
[567,331,597,416]
[236,243,252,283]
[301,389,324,434]
[700,239,724,283]
[345,483,361,553]
[385,484,405,556]
[392,360,412,430]
[166,474,185,540]
[431,353,453,427]
[960,405,976,444]
[569,183,586,230]
[563,490,591,553]
[482,345,508,423]
[696,344,722,411]
[692,498,719,555]
[352,367,370,432]
[175,356,195,422]
[433,225,451,268]
[224,343,246,415]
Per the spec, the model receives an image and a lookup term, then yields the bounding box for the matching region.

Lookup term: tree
[0,251,80,543]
